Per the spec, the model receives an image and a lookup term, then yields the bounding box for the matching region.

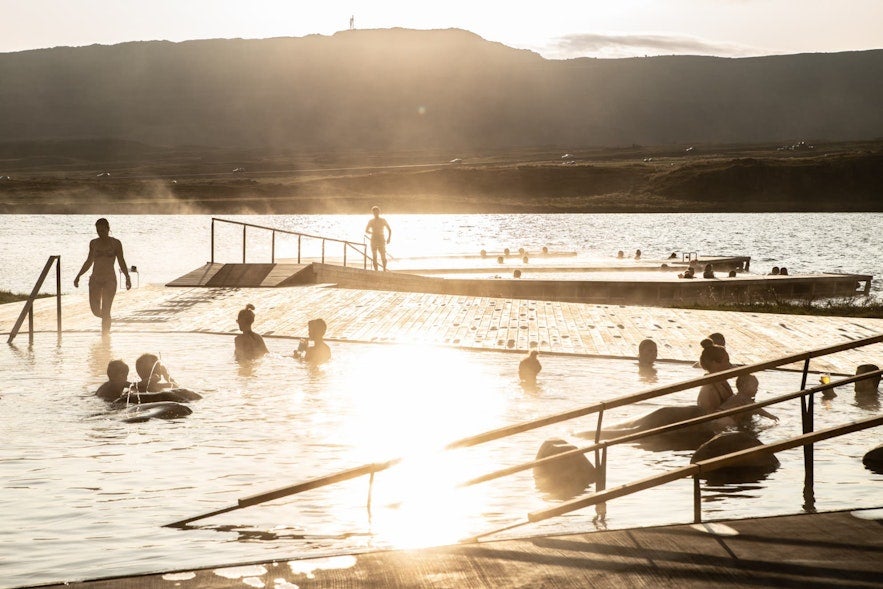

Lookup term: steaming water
[1,213,882,588]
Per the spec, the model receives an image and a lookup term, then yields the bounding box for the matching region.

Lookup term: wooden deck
[34,508,883,588]
[3,282,882,375]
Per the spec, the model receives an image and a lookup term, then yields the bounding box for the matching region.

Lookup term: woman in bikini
[696,338,735,413]
[74,218,131,333]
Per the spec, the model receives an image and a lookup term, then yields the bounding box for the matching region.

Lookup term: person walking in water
[365,205,392,271]
[74,218,131,333]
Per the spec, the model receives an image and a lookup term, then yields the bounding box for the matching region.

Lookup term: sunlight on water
[1,314,881,587]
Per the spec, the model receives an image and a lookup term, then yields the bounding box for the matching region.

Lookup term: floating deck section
[167,261,872,305]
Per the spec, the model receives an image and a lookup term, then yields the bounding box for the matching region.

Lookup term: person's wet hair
[638,339,657,365]
[107,359,129,380]
[736,373,758,394]
[238,303,256,327]
[699,338,730,371]
[135,353,160,380]
[855,364,881,394]
[707,332,726,347]
[308,318,327,339]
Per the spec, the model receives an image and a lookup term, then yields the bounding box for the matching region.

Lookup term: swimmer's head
[371,206,380,216]
[699,338,731,372]
[135,353,161,381]
[855,364,881,395]
[308,318,327,340]
[736,374,759,397]
[106,359,129,382]
[707,332,726,347]
[638,339,657,366]
[237,303,256,329]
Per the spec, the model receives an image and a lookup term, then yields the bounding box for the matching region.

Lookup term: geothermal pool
[1,331,879,588]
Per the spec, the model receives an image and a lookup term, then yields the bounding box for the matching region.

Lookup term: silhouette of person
[74,218,131,333]
[365,206,392,271]
[696,339,734,413]
[637,338,658,383]
[854,363,880,409]
[135,353,175,392]
[702,264,715,278]
[717,373,778,428]
[519,350,542,384]
[95,359,132,403]
[234,303,269,361]
[634,249,642,260]
[296,318,331,364]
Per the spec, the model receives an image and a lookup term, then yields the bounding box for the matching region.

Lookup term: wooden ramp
[166,263,313,287]
[35,508,883,588]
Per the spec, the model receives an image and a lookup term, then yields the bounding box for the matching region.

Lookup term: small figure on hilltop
[295,318,331,364]
[365,206,392,271]
[519,350,542,385]
[73,218,131,333]
[234,303,269,362]
[96,359,132,403]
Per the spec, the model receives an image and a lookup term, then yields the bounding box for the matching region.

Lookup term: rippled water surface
[1,213,881,588]
[1,331,880,588]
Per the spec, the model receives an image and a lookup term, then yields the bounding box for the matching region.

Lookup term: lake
[1,213,881,588]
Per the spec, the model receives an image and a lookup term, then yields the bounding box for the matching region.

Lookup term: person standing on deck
[74,218,131,333]
[365,205,392,271]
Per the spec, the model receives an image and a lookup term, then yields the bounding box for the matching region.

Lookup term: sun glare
[330,344,509,546]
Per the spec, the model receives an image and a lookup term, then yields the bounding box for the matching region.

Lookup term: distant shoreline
[2,140,881,214]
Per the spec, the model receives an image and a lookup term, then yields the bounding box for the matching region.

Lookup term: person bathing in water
[294,319,331,364]
[716,374,779,428]
[365,205,392,271]
[73,217,131,333]
[696,338,735,413]
[96,357,201,405]
[95,359,132,403]
[519,350,542,385]
[234,303,269,361]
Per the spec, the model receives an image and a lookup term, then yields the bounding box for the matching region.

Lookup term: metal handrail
[464,414,883,541]
[166,332,883,528]
[210,217,369,269]
[7,256,62,344]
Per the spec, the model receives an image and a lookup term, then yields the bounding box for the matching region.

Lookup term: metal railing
[8,256,62,344]
[167,332,883,530]
[210,217,369,269]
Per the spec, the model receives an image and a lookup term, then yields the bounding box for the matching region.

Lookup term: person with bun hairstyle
[696,338,734,413]
[235,303,269,361]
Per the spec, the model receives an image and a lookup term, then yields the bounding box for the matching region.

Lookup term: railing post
[321,239,326,264]
[799,358,815,512]
[28,305,34,344]
[271,231,276,264]
[242,225,247,263]
[343,243,347,268]
[693,475,702,523]
[297,235,302,264]
[211,218,215,264]
[55,256,62,335]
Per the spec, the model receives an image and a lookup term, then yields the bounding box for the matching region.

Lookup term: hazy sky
[2,0,881,58]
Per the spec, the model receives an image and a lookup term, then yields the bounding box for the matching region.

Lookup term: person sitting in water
[616,250,624,259]
[702,264,715,278]
[95,359,132,403]
[717,374,778,428]
[234,303,269,362]
[696,338,734,413]
[854,364,880,397]
[779,267,789,276]
[634,249,642,260]
[668,252,678,259]
[728,270,737,278]
[708,332,726,348]
[519,350,542,384]
[295,318,331,364]
[770,266,780,275]
[102,357,201,405]
[679,266,695,279]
